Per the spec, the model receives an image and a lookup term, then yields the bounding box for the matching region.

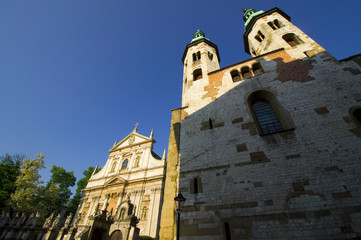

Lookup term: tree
[0,154,23,211]
[68,166,100,214]
[10,153,45,214]
[46,165,76,208]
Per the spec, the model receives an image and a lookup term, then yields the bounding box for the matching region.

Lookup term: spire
[162,148,166,160]
[150,129,154,139]
[191,29,209,43]
[133,122,139,132]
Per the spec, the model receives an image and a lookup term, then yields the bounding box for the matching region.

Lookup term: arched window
[274,19,282,28]
[252,99,283,134]
[192,53,196,61]
[193,68,203,81]
[252,63,264,76]
[268,21,276,30]
[121,159,128,170]
[248,90,294,135]
[283,33,303,47]
[241,67,252,79]
[197,51,201,60]
[268,20,283,30]
[231,70,241,82]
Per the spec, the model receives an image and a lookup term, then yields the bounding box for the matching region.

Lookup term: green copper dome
[243,8,265,29]
[191,29,209,43]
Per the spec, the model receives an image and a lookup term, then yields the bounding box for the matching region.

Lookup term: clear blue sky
[1,0,361,190]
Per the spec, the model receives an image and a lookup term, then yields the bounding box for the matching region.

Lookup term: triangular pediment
[109,130,155,152]
[105,176,127,186]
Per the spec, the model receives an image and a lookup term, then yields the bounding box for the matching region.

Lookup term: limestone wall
[175,50,361,239]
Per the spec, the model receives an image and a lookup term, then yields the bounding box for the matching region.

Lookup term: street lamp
[174,193,186,240]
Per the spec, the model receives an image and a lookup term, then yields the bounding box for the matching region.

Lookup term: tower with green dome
[180,29,220,108]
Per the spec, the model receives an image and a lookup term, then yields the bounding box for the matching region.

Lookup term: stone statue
[43,213,54,228]
[51,213,61,229]
[72,213,81,228]
[64,213,72,229]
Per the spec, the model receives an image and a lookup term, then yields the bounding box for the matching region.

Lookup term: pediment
[109,131,154,152]
[104,176,127,186]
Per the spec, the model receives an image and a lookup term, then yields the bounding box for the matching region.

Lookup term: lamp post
[174,193,186,240]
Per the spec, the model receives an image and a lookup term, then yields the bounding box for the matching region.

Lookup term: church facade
[159,7,361,240]
[75,126,165,239]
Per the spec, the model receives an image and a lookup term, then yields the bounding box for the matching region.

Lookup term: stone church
[8,6,360,240]
[159,7,361,240]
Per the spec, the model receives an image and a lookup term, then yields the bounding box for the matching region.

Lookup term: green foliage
[68,166,100,214]
[46,165,76,207]
[37,183,61,218]
[139,236,156,240]
[0,154,23,210]
[10,153,45,213]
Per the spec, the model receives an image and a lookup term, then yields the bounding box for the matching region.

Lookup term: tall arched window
[121,159,128,170]
[252,99,283,134]
[248,90,294,135]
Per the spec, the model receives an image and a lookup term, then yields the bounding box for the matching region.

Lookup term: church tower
[181,30,220,108]
[243,8,325,58]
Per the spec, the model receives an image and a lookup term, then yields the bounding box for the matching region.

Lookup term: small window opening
[209,118,213,129]
[224,222,231,240]
[197,51,201,60]
[121,159,128,170]
[193,69,203,81]
[268,22,276,30]
[208,52,213,61]
[283,33,302,47]
[231,70,241,83]
[252,63,263,75]
[190,177,202,194]
[194,178,198,193]
[192,53,196,62]
[353,108,361,123]
[258,31,265,40]
[274,19,282,28]
[241,67,252,79]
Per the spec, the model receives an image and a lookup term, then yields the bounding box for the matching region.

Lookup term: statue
[64,213,72,229]
[72,213,81,228]
[43,213,54,228]
[51,213,61,229]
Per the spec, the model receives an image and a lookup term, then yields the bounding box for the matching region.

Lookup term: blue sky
[1,0,361,190]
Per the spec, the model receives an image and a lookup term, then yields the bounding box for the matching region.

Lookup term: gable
[104,176,127,186]
[109,131,155,152]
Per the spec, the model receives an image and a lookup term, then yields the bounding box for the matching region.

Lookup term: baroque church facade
[74,126,166,239]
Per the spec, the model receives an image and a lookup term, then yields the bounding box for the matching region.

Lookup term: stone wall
[176,49,361,239]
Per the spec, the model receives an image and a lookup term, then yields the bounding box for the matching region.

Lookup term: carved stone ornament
[128,135,135,145]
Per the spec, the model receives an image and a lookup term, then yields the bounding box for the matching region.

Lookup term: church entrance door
[110,230,123,240]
